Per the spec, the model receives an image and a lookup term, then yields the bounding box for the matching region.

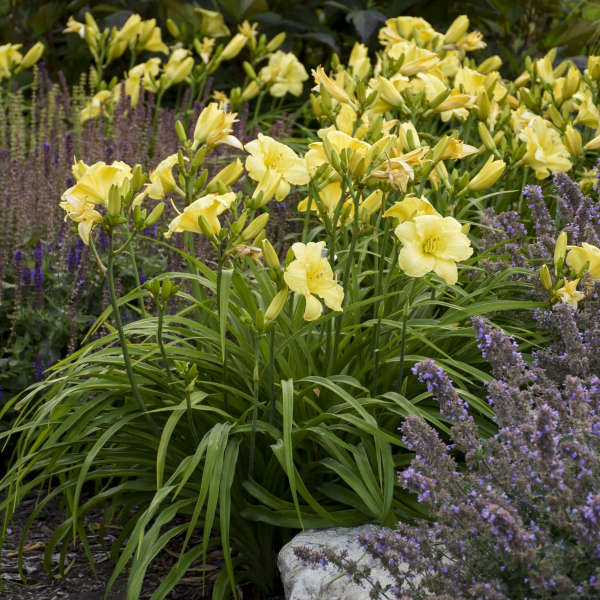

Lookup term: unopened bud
[265,32,286,53]
[477,55,502,74]
[166,18,180,39]
[20,42,45,69]
[175,120,187,146]
[144,202,165,228]
[540,264,553,291]
[241,212,269,242]
[265,288,288,322]
[107,184,121,216]
[477,122,496,152]
[554,231,568,274]
[564,124,583,158]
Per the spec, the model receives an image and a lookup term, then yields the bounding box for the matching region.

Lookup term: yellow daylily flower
[63,16,85,38]
[348,42,370,79]
[555,279,585,308]
[107,14,142,61]
[386,41,440,76]
[146,154,182,199]
[125,58,161,105]
[205,159,244,193]
[566,243,600,279]
[79,89,113,123]
[379,16,437,48]
[160,48,194,89]
[283,241,344,321]
[395,215,473,285]
[192,103,242,150]
[0,43,23,80]
[136,19,169,54]
[165,192,235,238]
[58,194,103,245]
[455,30,486,52]
[519,118,572,179]
[384,195,440,223]
[312,65,355,106]
[245,134,308,201]
[574,90,600,129]
[63,160,133,207]
[259,51,308,97]
[441,138,479,160]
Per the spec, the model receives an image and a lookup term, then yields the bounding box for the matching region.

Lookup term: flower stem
[395,277,417,393]
[107,233,158,433]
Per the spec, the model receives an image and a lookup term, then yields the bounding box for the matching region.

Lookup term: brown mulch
[1,493,285,600]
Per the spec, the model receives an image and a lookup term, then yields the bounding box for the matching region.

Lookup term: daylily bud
[540,264,553,291]
[166,19,180,38]
[197,214,218,242]
[428,88,451,110]
[175,120,188,145]
[475,89,490,121]
[131,164,146,192]
[585,132,600,151]
[467,156,505,192]
[477,55,502,74]
[243,61,257,80]
[20,42,44,69]
[220,33,247,61]
[435,94,472,112]
[444,15,469,44]
[106,184,121,217]
[265,288,288,322]
[261,239,281,269]
[431,136,450,164]
[265,32,286,53]
[563,65,581,99]
[554,231,568,274]
[564,124,583,158]
[240,80,260,102]
[477,122,496,153]
[206,159,244,193]
[144,202,165,228]
[241,212,269,242]
[547,104,565,129]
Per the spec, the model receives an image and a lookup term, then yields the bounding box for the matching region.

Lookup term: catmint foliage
[296,307,600,599]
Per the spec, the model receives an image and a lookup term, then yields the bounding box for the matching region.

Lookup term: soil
[1,492,285,600]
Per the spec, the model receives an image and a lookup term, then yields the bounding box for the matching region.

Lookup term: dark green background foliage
[1,0,599,83]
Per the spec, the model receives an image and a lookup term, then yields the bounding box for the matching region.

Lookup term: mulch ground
[1,492,285,600]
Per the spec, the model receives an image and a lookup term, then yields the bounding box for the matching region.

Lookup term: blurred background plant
[2,0,600,85]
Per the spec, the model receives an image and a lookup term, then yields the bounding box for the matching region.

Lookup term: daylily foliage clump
[4,8,600,600]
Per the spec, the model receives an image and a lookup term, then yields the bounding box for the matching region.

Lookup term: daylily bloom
[384,195,440,223]
[312,66,355,106]
[520,119,572,179]
[63,161,133,207]
[283,241,344,321]
[107,14,142,61]
[136,19,169,54]
[79,89,113,123]
[192,103,243,150]
[58,194,103,245]
[195,7,230,37]
[165,192,235,238]
[245,134,308,201]
[146,154,182,199]
[125,58,161,105]
[379,16,437,48]
[160,48,194,89]
[259,51,308,97]
[440,138,479,160]
[0,43,23,80]
[555,279,585,308]
[394,214,473,285]
[348,42,370,79]
[566,243,600,279]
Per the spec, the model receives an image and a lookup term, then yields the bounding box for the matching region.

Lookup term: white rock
[278,525,403,600]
